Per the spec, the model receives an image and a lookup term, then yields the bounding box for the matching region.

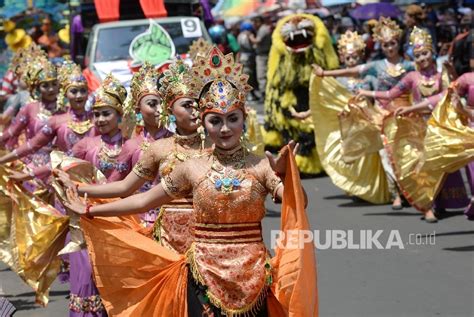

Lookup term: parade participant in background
[0,44,37,126]
[37,17,64,58]
[97,62,171,227]
[309,30,391,205]
[264,13,339,175]
[357,27,469,222]
[60,46,316,317]
[397,72,474,220]
[63,73,127,317]
[313,17,414,209]
[0,55,63,193]
[0,61,95,180]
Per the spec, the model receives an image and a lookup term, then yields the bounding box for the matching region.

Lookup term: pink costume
[12,109,97,178]
[455,72,474,107]
[0,101,63,179]
[374,67,445,108]
[111,127,172,225]
[72,131,127,182]
[379,67,469,211]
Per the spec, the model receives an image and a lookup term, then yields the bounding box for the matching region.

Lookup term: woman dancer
[0,61,95,179]
[407,72,474,220]
[357,27,469,222]
[61,47,316,317]
[66,73,127,317]
[309,30,391,204]
[313,17,413,209]
[0,56,62,189]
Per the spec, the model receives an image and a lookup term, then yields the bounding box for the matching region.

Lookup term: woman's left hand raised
[265,140,299,178]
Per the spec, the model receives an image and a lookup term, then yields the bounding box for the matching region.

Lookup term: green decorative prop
[129,21,176,66]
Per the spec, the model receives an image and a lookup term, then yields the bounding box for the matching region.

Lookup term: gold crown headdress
[159,57,192,109]
[157,57,193,131]
[122,62,161,132]
[57,60,87,110]
[24,56,58,100]
[373,17,402,43]
[124,61,160,112]
[92,74,127,114]
[188,38,213,60]
[11,43,46,78]
[337,31,366,57]
[186,46,252,117]
[409,26,432,53]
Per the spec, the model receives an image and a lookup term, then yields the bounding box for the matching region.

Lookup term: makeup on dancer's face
[39,80,59,102]
[139,94,161,128]
[204,109,244,150]
[93,107,120,135]
[381,39,399,58]
[344,52,361,67]
[414,49,433,69]
[67,85,88,109]
[171,97,199,132]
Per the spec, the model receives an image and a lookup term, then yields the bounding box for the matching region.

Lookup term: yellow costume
[264,13,339,174]
[310,75,391,203]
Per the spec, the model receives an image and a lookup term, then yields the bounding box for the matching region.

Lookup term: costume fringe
[186,244,269,317]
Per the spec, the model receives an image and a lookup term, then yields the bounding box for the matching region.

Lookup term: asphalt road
[1,173,473,317]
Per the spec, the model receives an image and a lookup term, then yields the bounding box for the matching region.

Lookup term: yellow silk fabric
[310,75,391,204]
[0,164,68,306]
[382,115,446,212]
[421,91,474,173]
[339,99,388,163]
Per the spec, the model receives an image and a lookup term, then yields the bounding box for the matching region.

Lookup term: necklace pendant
[215,176,241,194]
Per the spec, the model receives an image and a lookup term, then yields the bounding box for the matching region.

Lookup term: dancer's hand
[291,110,311,120]
[8,170,32,182]
[312,64,324,77]
[394,106,414,116]
[53,169,76,191]
[355,89,371,101]
[62,186,87,215]
[265,140,299,178]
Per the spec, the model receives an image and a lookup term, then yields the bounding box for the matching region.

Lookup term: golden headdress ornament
[125,61,160,112]
[337,31,366,57]
[159,57,192,108]
[188,38,212,60]
[373,17,402,43]
[24,56,58,99]
[409,27,432,53]
[11,43,46,78]
[57,60,87,110]
[186,46,252,117]
[157,57,193,132]
[92,74,127,114]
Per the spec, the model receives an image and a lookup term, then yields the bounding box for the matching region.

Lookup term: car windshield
[94,20,203,63]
